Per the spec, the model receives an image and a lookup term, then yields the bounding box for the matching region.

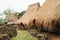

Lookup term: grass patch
[11,30,38,40]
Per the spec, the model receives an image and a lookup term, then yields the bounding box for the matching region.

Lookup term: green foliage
[15,11,25,19]
[3,9,13,15]
[0,8,25,23]
[0,16,5,24]
[0,19,2,24]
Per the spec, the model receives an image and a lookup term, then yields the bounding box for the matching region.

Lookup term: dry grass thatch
[15,3,40,25]
[7,14,18,22]
[31,0,60,32]
[23,0,60,33]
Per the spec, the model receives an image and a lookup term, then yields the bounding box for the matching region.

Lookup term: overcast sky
[0,0,46,13]
[0,0,46,19]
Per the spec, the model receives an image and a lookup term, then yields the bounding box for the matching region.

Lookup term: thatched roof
[15,0,60,31]
[31,0,60,30]
[7,14,18,23]
[14,0,60,40]
[15,3,40,24]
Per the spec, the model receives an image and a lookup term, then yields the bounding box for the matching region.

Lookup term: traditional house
[7,14,18,24]
[15,0,60,31]
[14,0,60,40]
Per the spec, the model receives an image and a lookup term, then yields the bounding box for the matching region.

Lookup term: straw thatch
[15,0,60,33]
[15,3,40,25]
[14,0,60,33]
[28,0,60,33]
[7,14,18,22]
[14,3,40,30]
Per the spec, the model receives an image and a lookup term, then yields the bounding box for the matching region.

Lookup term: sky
[0,0,46,19]
[0,0,46,13]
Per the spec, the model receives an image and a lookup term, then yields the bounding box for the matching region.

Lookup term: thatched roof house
[14,0,60,40]
[15,0,60,32]
[7,14,18,24]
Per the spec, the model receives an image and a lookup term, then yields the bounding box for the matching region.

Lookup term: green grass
[11,30,38,40]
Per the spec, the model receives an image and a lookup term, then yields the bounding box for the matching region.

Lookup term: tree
[0,14,5,24]
[3,9,13,15]
[15,11,25,19]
